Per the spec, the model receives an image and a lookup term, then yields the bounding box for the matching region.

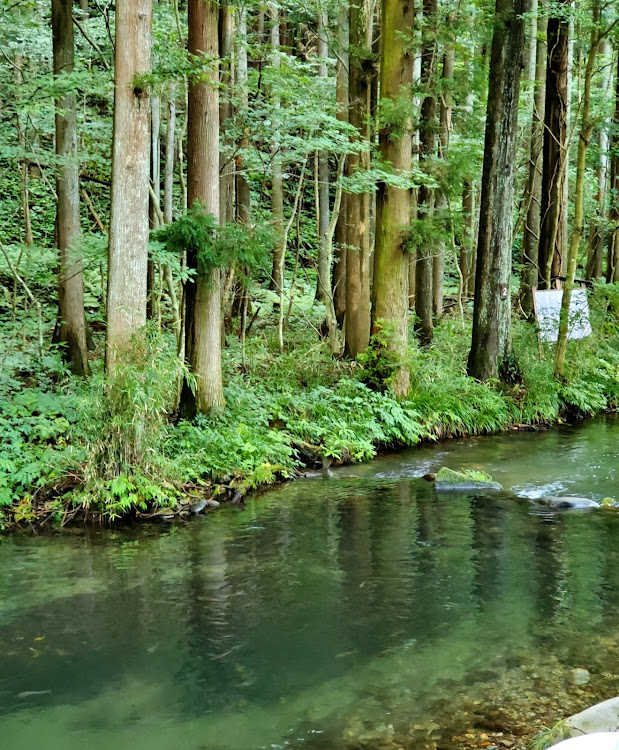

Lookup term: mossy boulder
[434,467,503,491]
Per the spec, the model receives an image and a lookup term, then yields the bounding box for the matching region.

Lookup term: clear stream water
[0,416,617,750]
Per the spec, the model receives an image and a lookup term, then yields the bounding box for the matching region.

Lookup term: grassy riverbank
[1,280,618,529]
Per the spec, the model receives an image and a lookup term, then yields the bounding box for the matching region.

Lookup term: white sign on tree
[533,289,592,344]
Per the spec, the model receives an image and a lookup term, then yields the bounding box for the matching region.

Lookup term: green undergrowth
[1,283,618,528]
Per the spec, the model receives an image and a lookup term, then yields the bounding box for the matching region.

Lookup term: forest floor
[1,279,618,530]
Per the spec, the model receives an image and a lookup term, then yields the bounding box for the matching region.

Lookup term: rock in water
[532,497,600,510]
[434,467,503,491]
[549,734,619,749]
[570,668,591,686]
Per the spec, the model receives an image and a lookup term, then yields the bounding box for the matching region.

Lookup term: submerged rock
[532,497,600,510]
[434,467,503,491]
[570,668,591,686]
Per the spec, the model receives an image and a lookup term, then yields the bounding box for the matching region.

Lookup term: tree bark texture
[372,0,415,397]
[315,8,331,304]
[414,0,437,346]
[219,1,235,225]
[344,0,372,358]
[608,49,619,283]
[467,0,525,382]
[555,10,599,377]
[269,4,285,294]
[333,2,349,327]
[106,0,152,372]
[180,0,225,416]
[52,0,89,375]
[521,13,547,316]
[433,43,454,319]
[538,2,569,289]
[235,6,251,226]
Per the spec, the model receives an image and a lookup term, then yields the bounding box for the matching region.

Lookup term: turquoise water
[0,416,617,749]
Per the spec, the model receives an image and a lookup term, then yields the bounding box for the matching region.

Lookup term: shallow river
[0,416,617,750]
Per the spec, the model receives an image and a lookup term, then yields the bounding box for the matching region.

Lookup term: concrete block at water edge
[565,698,619,735]
[549,733,619,750]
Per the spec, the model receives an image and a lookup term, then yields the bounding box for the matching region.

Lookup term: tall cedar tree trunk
[555,8,601,376]
[415,0,437,345]
[106,0,152,372]
[269,5,286,293]
[538,2,569,289]
[52,0,89,375]
[333,3,349,326]
[521,12,547,316]
[315,9,331,303]
[235,6,251,226]
[180,0,225,415]
[344,0,372,357]
[608,49,619,283]
[372,0,415,397]
[433,43,454,318]
[219,1,235,224]
[467,0,525,381]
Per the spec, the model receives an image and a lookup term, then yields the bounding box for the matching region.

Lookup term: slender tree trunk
[52,0,89,375]
[333,2,349,326]
[14,55,33,247]
[433,43,454,319]
[409,25,422,311]
[180,0,224,415]
[164,88,176,224]
[219,0,235,225]
[559,9,574,274]
[521,12,547,316]
[608,48,619,283]
[235,5,251,226]
[586,37,611,280]
[269,4,285,294]
[461,180,475,297]
[147,94,161,319]
[555,11,600,377]
[106,0,152,372]
[415,0,437,345]
[315,8,331,303]
[372,0,414,397]
[467,0,525,382]
[538,1,569,289]
[344,0,372,358]
[162,88,181,345]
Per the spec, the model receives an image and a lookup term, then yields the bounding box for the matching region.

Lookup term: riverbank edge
[2,398,616,532]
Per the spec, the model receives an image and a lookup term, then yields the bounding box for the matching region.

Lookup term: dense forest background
[0,0,618,525]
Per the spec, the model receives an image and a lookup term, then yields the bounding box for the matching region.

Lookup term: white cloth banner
[534,289,592,343]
